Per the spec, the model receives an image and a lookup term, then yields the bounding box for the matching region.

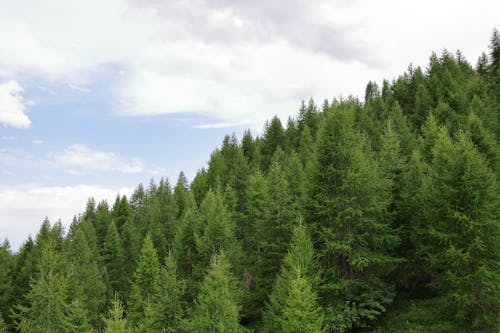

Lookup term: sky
[0,0,499,249]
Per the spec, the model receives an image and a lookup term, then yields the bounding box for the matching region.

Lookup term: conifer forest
[0,30,499,333]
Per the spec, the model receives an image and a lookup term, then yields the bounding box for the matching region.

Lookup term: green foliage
[139,254,185,333]
[422,131,499,330]
[278,270,324,333]
[103,294,130,333]
[187,252,248,333]
[307,105,399,330]
[67,227,107,330]
[103,221,127,298]
[263,223,321,333]
[4,30,500,333]
[127,235,160,328]
[13,239,90,333]
[194,189,242,280]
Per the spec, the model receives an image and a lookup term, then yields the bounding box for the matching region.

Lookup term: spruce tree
[67,227,107,330]
[14,239,86,333]
[263,223,320,333]
[103,294,130,333]
[139,254,185,333]
[127,235,160,328]
[424,131,500,330]
[307,106,399,330]
[278,270,324,333]
[194,189,242,281]
[188,252,247,333]
[103,221,127,298]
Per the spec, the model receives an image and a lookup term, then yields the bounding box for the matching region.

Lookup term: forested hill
[1,31,499,333]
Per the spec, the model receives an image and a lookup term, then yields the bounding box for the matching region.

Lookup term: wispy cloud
[31,139,44,145]
[0,81,31,128]
[54,144,144,175]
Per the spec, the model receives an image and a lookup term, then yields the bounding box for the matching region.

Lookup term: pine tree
[139,254,185,333]
[259,115,286,171]
[255,157,297,304]
[307,106,399,330]
[188,252,247,333]
[103,294,130,333]
[263,223,320,333]
[194,189,242,281]
[0,315,7,333]
[103,221,127,298]
[67,227,107,330]
[93,200,111,252]
[278,270,324,333]
[0,240,13,328]
[127,235,160,328]
[423,131,500,330]
[14,239,86,333]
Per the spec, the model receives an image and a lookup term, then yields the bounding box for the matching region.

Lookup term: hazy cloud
[54,144,144,175]
[0,81,31,128]
[0,184,133,249]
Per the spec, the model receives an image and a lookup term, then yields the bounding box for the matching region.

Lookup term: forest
[0,30,499,333]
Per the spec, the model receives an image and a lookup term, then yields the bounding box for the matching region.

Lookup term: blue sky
[1,0,499,249]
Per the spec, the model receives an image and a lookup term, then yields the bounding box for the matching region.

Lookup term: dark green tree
[307,106,399,330]
[423,131,500,330]
[127,235,161,328]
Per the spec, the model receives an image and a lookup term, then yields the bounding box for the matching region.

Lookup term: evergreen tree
[67,227,107,330]
[93,200,111,252]
[263,223,320,333]
[188,252,247,333]
[0,315,7,333]
[14,239,87,333]
[139,254,185,333]
[103,221,127,298]
[127,235,160,328]
[103,294,130,333]
[0,240,13,328]
[423,131,500,330]
[173,193,199,301]
[194,189,242,280]
[255,157,297,303]
[307,106,399,330]
[259,115,286,171]
[278,270,324,333]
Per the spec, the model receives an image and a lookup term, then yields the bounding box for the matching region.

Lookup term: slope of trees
[0,30,499,332]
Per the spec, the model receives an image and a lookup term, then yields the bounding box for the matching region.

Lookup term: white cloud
[0,0,498,127]
[1,136,16,141]
[54,144,144,175]
[0,80,31,128]
[0,183,133,250]
[32,139,44,144]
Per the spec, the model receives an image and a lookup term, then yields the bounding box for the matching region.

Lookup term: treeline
[0,30,499,333]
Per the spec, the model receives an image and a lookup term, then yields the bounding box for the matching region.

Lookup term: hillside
[0,30,499,333]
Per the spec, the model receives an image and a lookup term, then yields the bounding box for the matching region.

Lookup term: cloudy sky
[0,0,498,249]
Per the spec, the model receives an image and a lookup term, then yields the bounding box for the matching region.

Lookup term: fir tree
[188,252,247,333]
[103,294,129,333]
[67,227,107,330]
[127,235,161,328]
[423,131,500,330]
[139,254,185,333]
[307,106,399,330]
[103,221,127,298]
[14,239,86,333]
[278,270,324,333]
[263,223,320,333]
